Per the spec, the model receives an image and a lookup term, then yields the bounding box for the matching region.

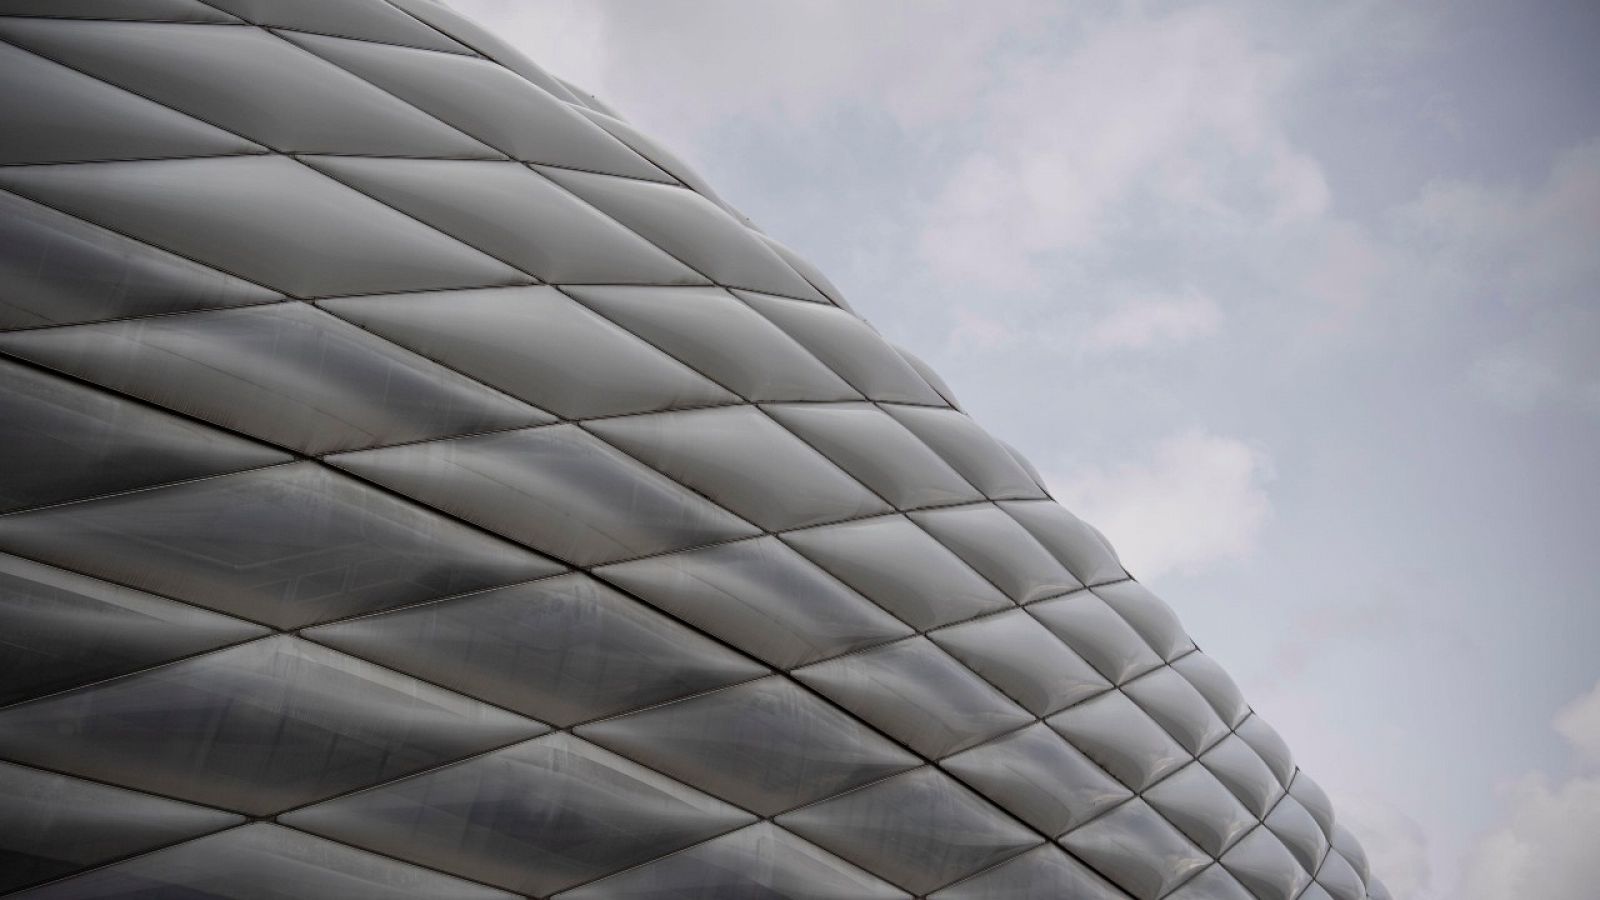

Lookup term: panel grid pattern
[0,1,1385,898]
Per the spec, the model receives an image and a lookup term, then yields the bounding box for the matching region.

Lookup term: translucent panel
[929,845,1127,900]
[1047,690,1190,791]
[1263,795,1329,874]
[999,440,1049,492]
[894,344,962,409]
[736,291,947,404]
[0,19,491,156]
[0,156,527,298]
[1331,825,1371,883]
[1162,865,1256,900]
[777,767,1041,896]
[322,286,731,418]
[882,406,1045,500]
[204,0,472,52]
[306,158,702,285]
[784,516,1012,632]
[0,462,559,630]
[578,676,918,816]
[1000,500,1130,587]
[385,0,584,102]
[0,40,259,165]
[596,537,911,669]
[575,109,745,221]
[562,822,910,900]
[912,505,1082,604]
[0,303,546,455]
[1200,735,1286,820]
[1028,592,1163,685]
[929,609,1111,716]
[587,406,891,531]
[18,823,518,900]
[0,359,290,512]
[0,0,240,22]
[1058,799,1211,900]
[0,760,242,893]
[567,285,860,402]
[1235,714,1297,787]
[283,733,756,896]
[1124,666,1231,754]
[762,235,852,308]
[793,637,1032,759]
[1220,827,1312,900]
[329,426,757,567]
[307,572,763,727]
[1171,650,1251,727]
[0,553,267,707]
[0,191,279,330]
[287,33,669,179]
[0,636,545,815]
[1288,771,1337,838]
[1092,581,1194,661]
[1143,762,1258,857]
[766,403,985,509]
[541,168,823,300]
[941,723,1131,837]
[1302,884,1336,900]
[1315,849,1367,900]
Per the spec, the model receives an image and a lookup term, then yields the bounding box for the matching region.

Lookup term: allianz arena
[0,2,1390,898]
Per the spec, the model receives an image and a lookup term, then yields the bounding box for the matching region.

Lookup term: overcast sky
[454,1,1600,895]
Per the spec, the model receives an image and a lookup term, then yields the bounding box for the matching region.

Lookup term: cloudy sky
[454,1,1600,895]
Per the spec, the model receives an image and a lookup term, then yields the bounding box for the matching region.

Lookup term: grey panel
[929,609,1112,716]
[0,156,527,298]
[0,463,560,629]
[1048,690,1190,791]
[579,676,916,816]
[1163,865,1257,900]
[1235,714,1297,787]
[1144,762,1258,857]
[567,285,861,402]
[0,636,545,814]
[0,359,290,512]
[1059,799,1211,900]
[384,0,584,102]
[0,19,492,156]
[1124,665,1232,754]
[1219,826,1312,900]
[307,572,765,727]
[1092,580,1195,661]
[0,760,241,893]
[737,291,948,404]
[940,723,1132,837]
[0,191,279,331]
[0,40,260,165]
[1000,500,1130,587]
[1200,735,1287,820]
[587,406,892,531]
[597,537,912,669]
[1331,825,1372,884]
[15,823,518,900]
[1288,771,1338,838]
[0,0,240,22]
[0,553,268,706]
[882,405,1047,501]
[0,303,546,455]
[320,286,732,418]
[1171,650,1252,728]
[1316,850,1368,900]
[766,402,986,509]
[575,108,746,221]
[560,822,910,900]
[286,33,669,179]
[928,845,1127,900]
[913,504,1083,604]
[784,515,1013,632]
[542,168,824,301]
[283,733,756,896]
[1263,794,1329,874]
[793,637,1033,759]
[305,158,703,285]
[777,767,1042,895]
[1029,591,1165,685]
[330,426,759,567]
[205,0,473,52]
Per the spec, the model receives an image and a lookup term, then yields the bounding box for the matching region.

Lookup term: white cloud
[1047,430,1274,579]
[1082,290,1223,352]
[1554,679,1600,766]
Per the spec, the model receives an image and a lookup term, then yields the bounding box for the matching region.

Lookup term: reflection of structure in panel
[0,1,1388,897]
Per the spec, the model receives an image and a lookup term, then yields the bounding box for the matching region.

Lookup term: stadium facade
[0,1,1390,898]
